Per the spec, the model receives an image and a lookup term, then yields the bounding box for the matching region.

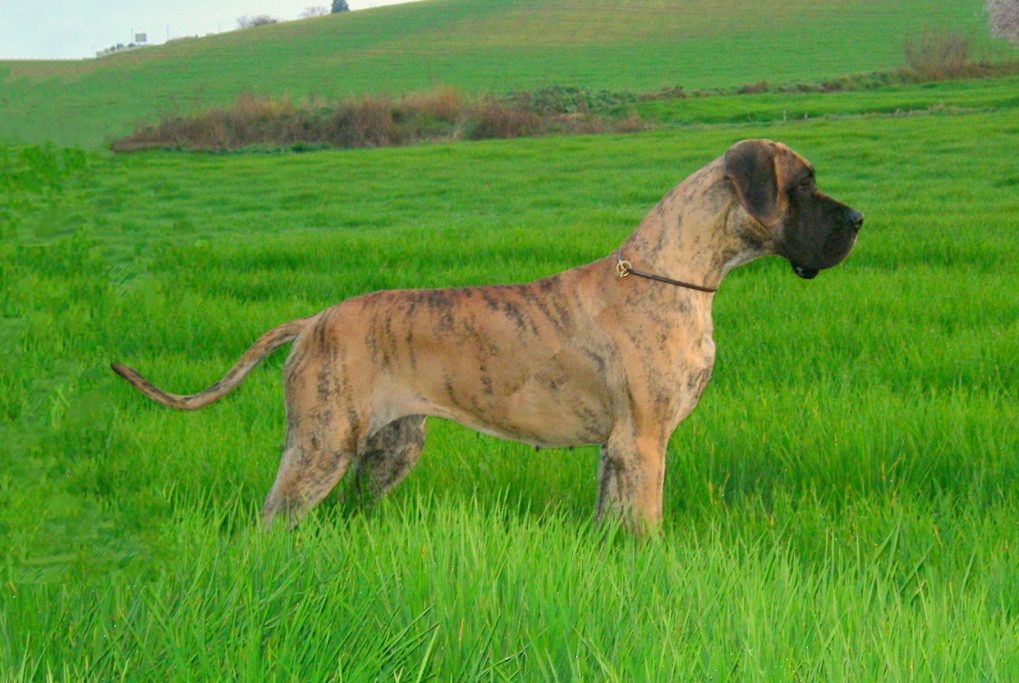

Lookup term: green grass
[2,91,1018,677]
[2,0,1017,148]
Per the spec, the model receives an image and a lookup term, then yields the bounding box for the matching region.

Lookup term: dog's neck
[619,160,770,291]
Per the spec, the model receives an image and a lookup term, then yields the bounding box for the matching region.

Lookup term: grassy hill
[1,0,1014,148]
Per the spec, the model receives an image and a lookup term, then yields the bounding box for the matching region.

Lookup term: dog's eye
[798,178,813,192]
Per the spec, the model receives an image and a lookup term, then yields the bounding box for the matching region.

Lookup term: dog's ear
[724,139,784,228]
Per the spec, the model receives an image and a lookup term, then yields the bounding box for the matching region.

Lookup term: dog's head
[724,139,862,279]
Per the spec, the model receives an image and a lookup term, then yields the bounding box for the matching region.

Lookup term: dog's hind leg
[261,414,358,530]
[261,337,363,530]
[350,415,426,504]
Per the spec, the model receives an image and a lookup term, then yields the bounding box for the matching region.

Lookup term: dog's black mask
[724,139,863,279]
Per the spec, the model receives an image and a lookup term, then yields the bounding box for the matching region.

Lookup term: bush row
[111,88,645,152]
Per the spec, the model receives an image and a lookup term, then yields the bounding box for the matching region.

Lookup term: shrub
[326,95,400,147]
[737,80,770,94]
[988,0,1019,44]
[400,86,464,123]
[505,85,637,116]
[903,31,972,80]
[465,105,541,140]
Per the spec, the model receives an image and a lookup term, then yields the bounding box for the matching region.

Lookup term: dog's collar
[613,252,718,293]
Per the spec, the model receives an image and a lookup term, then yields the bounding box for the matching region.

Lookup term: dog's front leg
[595,431,667,537]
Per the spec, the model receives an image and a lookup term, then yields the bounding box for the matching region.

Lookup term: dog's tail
[111,317,313,411]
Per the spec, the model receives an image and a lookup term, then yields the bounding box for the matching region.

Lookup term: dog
[112,139,862,534]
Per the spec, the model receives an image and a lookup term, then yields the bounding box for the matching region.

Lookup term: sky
[0,0,420,60]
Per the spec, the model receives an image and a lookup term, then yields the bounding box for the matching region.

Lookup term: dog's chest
[677,334,715,397]
[660,324,716,423]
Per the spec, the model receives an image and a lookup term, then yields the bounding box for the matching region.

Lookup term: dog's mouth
[791,262,819,280]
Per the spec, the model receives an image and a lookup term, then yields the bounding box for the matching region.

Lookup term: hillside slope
[1,0,1013,147]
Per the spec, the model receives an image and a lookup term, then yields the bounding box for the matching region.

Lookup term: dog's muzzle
[789,209,863,280]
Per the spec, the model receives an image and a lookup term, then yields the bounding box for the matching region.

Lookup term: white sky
[0,0,421,60]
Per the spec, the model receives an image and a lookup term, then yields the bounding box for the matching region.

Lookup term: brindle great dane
[113,139,862,534]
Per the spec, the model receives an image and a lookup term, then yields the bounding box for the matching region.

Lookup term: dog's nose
[848,209,864,231]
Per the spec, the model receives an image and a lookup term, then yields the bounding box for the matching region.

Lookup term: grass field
[2,0,1016,148]
[2,90,1018,676]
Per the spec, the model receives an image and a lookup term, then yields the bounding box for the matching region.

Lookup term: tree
[987,0,1019,44]
[237,15,278,29]
[301,6,329,18]
[331,0,350,13]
